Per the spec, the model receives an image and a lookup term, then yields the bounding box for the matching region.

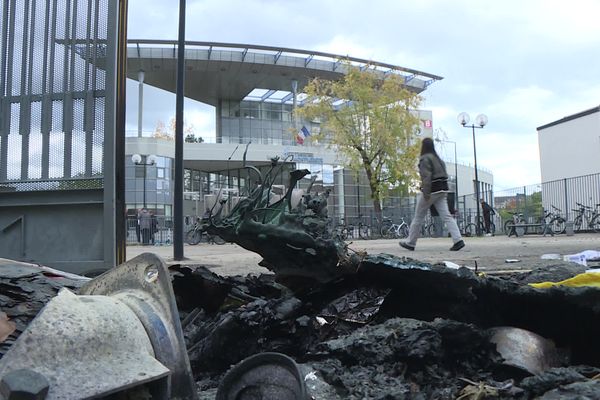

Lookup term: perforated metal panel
[0,0,109,191]
[0,0,118,272]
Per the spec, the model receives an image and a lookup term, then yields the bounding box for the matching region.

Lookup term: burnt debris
[2,156,600,398]
[1,256,600,398]
[203,149,360,282]
[172,260,600,399]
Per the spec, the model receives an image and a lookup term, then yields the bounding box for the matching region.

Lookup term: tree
[185,133,204,143]
[296,63,423,221]
[153,118,199,142]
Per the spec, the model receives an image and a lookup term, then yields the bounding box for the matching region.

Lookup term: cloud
[122,0,599,190]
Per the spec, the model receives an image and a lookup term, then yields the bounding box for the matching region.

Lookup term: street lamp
[457,112,488,236]
[435,138,458,213]
[132,153,156,209]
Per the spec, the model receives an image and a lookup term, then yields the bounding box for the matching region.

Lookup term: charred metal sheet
[489,326,562,376]
[0,289,170,399]
[318,287,390,325]
[79,253,198,400]
[0,258,87,358]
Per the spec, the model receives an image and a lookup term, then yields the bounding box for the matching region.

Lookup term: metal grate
[0,0,109,191]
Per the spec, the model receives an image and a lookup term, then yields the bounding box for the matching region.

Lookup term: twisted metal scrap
[206,145,360,282]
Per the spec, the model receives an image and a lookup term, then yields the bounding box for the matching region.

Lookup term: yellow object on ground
[529,272,600,289]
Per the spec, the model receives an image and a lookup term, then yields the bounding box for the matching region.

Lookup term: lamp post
[457,112,488,236]
[227,144,239,189]
[435,138,458,213]
[131,153,156,209]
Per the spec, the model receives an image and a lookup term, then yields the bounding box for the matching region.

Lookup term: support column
[336,167,345,223]
[137,70,144,137]
[291,79,298,130]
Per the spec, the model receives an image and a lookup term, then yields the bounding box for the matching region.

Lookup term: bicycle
[503,212,526,236]
[419,215,435,237]
[333,220,351,240]
[456,215,472,237]
[466,215,496,237]
[572,202,600,233]
[381,217,410,239]
[548,205,566,234]
[358,220,372,240]
[533,209,555,235]
[186,219,226,245]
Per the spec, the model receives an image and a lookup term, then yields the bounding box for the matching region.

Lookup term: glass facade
[125,155,174,216]
[218,100,322,145]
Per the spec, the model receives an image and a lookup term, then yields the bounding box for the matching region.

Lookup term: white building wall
[538,108,600,182]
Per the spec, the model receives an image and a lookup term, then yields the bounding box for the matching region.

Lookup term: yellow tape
[529,272,600,289]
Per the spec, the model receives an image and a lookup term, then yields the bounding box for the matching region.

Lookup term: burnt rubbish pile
[183,160,600,398]
[173,259,600,399]
[2,257,600,399]
[2,158,600,399]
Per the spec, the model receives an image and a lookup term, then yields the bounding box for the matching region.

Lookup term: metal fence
[126,215,196,245]
[0,0,118,272]
[125,171,600,244]
[491,173,600,231]
[333,172,600,237]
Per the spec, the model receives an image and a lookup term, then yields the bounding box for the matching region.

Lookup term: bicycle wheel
[574,216,583,232]
[551,218,566,234]
[517,218,528,235]
[359,224,371,240]
[341,227,349,240]
[503,220,513,236]
[382,226,395,239]
[211,234,226,245]
[399,225,409,239]
[427,223,436,237]
[380,222,393,238]
[590,216,600,233]
[464,223,475,237]
[346,225,355,239]
[186,229,202,245]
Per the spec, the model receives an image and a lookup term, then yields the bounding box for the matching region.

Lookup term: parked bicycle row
[332,203,600,241]
[333,215,463,240]
[126,201,600,246]
[502,203,600,236]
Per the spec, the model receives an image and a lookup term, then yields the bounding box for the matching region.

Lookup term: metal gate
[0,0,118,273]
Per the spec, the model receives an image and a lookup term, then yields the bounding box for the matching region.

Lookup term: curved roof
[125,40,443,106]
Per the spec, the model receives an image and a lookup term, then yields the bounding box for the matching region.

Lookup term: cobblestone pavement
[127,233,600,276]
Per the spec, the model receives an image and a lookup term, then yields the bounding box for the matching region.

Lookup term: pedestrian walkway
[126,234,600,276]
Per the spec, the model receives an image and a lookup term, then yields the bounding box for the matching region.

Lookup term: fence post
[523,186,527,221]
[564,178,569,221]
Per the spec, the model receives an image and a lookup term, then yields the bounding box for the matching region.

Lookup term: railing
[125,172,600,244]
[331,172,600,237]
[126,216,196,245]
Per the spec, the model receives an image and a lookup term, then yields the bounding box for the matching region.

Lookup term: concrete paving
[126,233,600,276]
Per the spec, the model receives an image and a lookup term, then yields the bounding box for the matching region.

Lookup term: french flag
[296,126,310,145]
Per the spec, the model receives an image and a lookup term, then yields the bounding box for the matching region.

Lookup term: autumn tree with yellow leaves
[296,64,423,220]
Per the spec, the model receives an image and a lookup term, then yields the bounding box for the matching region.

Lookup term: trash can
[565,221,574,236]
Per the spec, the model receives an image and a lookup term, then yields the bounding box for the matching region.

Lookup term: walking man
[400,138,465,251]
[480,198,495,236]
[139,208,152,245]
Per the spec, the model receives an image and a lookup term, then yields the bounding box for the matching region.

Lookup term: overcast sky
[125,0,600,191]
